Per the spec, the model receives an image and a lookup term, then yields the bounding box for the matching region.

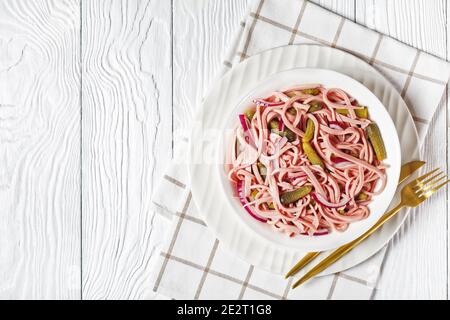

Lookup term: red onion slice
[331,156,348,163]
[238,114,256,147]
[239,114,249,132]
[312,192,350,208]
[328,121,344,130]
[331,156,353,168]
[313,229,329,236]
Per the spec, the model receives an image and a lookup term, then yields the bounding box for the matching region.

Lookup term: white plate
[189,44,420,275]
[217,68,401,252]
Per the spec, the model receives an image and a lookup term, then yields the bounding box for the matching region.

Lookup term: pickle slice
[257,162,267,177]
[280,186,313,205]
[269,119,296,141]
[302,141,323,167]
[303,119,314,142]
[245,108,256,121]
[336,106,368,119]
[356,192,369,201]
[286,90,301,98]
[356,107,369,119]
[366,123,387,161]
[308,101,323,113]
[268,119,284,138]
[302,88,320,96]
[268,119,279,130]
[284,128,296,142]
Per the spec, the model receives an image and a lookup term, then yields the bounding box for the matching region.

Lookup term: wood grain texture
[356,0,447,58]
[0,0,81,299]
[81,0,172,299]
[356,0,448,300]
[172,0,250,153]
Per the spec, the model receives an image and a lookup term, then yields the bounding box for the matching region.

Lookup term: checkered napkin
[150,0,450,300]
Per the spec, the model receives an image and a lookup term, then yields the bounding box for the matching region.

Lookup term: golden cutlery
[292,167,449,288]
[285,160,426,279]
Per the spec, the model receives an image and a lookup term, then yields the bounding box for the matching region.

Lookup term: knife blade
[398,160,425,184]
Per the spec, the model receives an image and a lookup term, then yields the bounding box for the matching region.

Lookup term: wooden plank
[172,0,250,153]
[81,0,172,299]
[161,0,252,300]
[356,0,447,300]
[356,0,447,58]
[0,0,81,299]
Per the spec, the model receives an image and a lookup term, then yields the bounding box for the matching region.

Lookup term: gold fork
[292,168,449,289]
[285,160,425,279]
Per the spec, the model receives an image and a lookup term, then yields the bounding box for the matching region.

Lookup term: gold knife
[285,160,425,279]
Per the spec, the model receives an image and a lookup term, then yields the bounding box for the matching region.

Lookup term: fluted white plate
[188,45,420,275]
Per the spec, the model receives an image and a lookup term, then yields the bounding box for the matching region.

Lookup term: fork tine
[418,175,447,193]
[421,179,450,198]
[417,171,444,188]
[412,168,440,187]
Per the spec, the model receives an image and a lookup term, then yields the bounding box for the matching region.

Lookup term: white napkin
[150,0,450,300]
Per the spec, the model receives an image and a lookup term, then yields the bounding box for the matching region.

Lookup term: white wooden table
[0,0,448,300]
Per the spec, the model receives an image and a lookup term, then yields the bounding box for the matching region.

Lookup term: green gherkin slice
[303,119,314,142]
[268,119,279,130]
[308,101,323,113]
[244,108,256,121]
[286,91,301,98]
[302,141,323,167]
[284,128,296,142]
[302,88,321,96]
[366,123,387,161]
[356,192,369,201]
[257,162,267,177]
[269,119,296,142]
[280,186,313,205]
[356,107,369,119]
[268,119,283,138]
[336,106,368,119]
